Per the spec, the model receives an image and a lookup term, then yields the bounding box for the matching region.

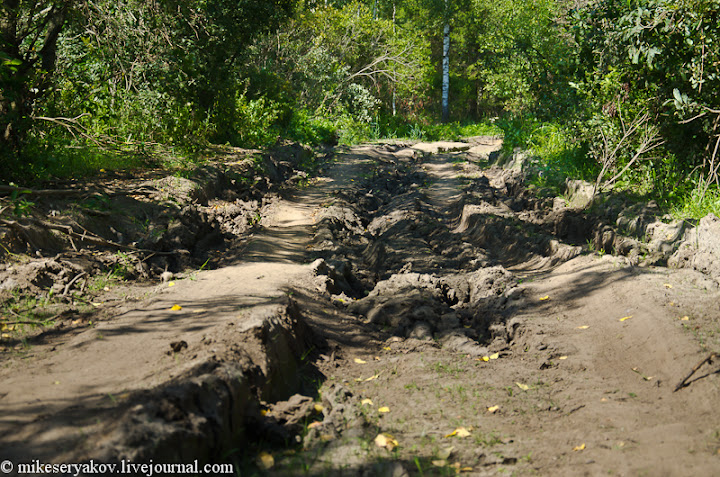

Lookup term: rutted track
[3,138,720,476]
[257,140,720,476]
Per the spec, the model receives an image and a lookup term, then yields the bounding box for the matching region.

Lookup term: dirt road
[2,138,720,476]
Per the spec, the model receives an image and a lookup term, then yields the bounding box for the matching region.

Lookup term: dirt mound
[669,213,720,284]
[0,143,321,313]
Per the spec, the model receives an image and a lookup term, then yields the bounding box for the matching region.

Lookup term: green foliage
[2,0,719,223]
[1,0,299,180]
[567,0,720,197]
[240,1,430,143]
[285,110,339,146]
[673,186,720,220]
[496,115,594,191]
[470,0,576,117]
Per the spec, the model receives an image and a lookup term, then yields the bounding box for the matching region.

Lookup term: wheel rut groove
[2,138,720,476]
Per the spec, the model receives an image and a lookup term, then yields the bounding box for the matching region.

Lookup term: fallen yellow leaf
[619,315,632,322]
[669,302,675,306]
[1,333,10,339]
[664,283,673,289]
[383,346,392,351]
[307,421,322,429]
[478,356,490,362]
[354,358,367,364]
[572,443,586,452]
[257,451,274,469]
[445,427,471,438]
[260,409,269,416]
[374,356,381,361]
[558,356,568,360]
[680,316,690,321]
[539,295,550,301]
[516,382,530,391]
[577,325,590,329]
[168,281,175,287]
[487,405,500,413]
[361,398,374,406]
[170,304,182,311]
[489,352,500,360]
[364,374,380,382]
[374,433,398,450]
[378,406,390,413]
[314,404,324,413]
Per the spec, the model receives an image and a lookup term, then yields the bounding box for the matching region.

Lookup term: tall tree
[1,0,73,158]
[441,0,450,122]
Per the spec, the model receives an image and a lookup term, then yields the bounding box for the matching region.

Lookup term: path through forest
[2,138,720,476]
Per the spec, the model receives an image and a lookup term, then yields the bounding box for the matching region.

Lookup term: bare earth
[2,138,720,476]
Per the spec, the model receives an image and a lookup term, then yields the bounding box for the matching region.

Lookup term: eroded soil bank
[2,138,720,476]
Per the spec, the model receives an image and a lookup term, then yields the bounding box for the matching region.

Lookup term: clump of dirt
[669,213,720,284]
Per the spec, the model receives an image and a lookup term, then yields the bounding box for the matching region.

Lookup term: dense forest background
[1,0,719,217]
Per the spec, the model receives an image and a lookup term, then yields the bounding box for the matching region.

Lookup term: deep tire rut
[3,138,720,476]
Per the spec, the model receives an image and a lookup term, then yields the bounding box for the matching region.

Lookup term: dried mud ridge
[3,139,720,475]
[0,142,322,329]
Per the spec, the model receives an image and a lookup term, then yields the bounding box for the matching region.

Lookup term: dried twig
[0,218,174,255]
[594,107,663,195]
[674,352,718,392]
[63,272,87,297]
[0,320,54,326]
[0,184,158,198]
[0,185,89,197]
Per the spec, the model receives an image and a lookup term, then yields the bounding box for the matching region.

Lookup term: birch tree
[441,0,450,122]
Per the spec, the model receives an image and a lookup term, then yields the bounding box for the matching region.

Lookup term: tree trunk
[0,1,70,157]
[441,21,450,123]
[392,2,396,116]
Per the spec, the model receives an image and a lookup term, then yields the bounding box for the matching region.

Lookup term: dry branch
[0,185,89,197]
[593,107,664,195]
[0,184,159,198]
[674,352,718,392]
[0,218,174,255]
[0,321,53,326]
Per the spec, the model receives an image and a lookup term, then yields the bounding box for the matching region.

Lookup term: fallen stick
[0,218,174,255]
[0,185,89,197]
[0,184,158,198]
[674,352,718,392]
[1,321,53,326]
[63,272,87,297]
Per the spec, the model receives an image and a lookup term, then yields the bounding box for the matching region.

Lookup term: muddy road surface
[2,138,720,476]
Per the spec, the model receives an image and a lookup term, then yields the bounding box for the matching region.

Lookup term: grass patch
[671,185,720,220]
